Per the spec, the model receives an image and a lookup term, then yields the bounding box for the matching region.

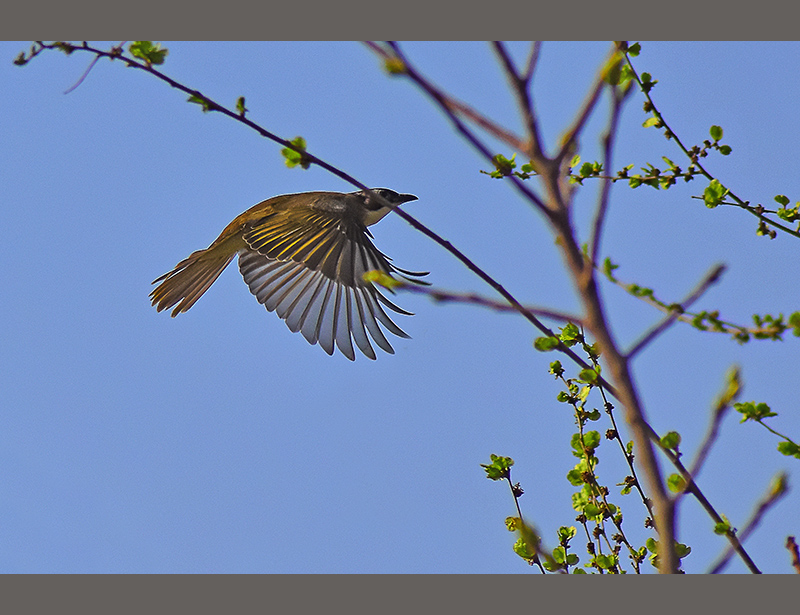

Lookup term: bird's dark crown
[352,188,418,211]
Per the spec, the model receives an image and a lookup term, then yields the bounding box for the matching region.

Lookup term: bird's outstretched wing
[238,208,427,360]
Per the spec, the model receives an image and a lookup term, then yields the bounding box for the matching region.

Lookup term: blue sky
[2,41,799,573]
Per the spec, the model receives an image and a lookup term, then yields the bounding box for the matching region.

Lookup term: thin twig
[555,44,620,166]
[521,42,541,85]
[625,54,800,241]
[786,536,800,573]
[626,264,727,358]
[589,85,626,265]
[602,263,787,342]
[503,476,547,574]
[489,40,678,572]
[706,473,788,573]
[384,42,552,219]
[597,390,654,519]
[399,284,584,325]
[490,41,542,158]
[444,96,529,154]
[654,439,762,573]
[63,54,100,94]
[368,42,621,394]
[370,42,529,155]
[39,41,615,394]
[685,389,735,484]
[38,40,766,574]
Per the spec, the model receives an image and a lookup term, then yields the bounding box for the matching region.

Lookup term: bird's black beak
[397,193,418,204]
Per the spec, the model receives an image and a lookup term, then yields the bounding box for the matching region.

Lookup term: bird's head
[351,188,418,226]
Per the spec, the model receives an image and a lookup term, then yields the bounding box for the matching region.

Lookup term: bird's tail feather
[150,247,236,317]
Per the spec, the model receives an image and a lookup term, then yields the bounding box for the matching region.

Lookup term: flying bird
[150,188,427,360]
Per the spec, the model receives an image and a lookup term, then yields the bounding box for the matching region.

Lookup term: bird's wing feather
[242,209,396,287]
[237,208,423,360]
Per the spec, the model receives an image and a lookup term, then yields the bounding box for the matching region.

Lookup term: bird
[150,188,427,360]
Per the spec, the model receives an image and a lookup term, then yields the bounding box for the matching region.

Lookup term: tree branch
[706,473,787,573]
[626,264,727,359]
[380,42,553,219]
[786,536,800,574]
[398,283,584,325]
[589,85,628,264]
[555,43,621,166]
[490,41,543,159]
[37,41,613,394]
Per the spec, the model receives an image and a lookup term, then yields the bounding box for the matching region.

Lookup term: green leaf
[667,473,686,493]
[187,94,214,113]
[660,431,681,450]
[513,537,537,561]
[534,336,560,351]
[578,368,599,384]
[618,65,635,87]
[559,323,582,346]
[383,56,406,75]
[585,409,601,421]
[480,454,514,480]
[714,521,733,535]
[52,42,76,55]
[542,560,559,572]
[571,488,589,511]
[583,503,602,520]
[642,117,660,129]
[709,125,723,141]
[489,153,516,178]
[734,401,777,422]
[627,42,641,57]
[777,441,800,457]
[281,136,311,169]
[566,469,584,486]
[790,312,800,337]
[595,554,614,570]
[719,145,732,156]
[602,257,619,279]
[582,431,601,450]
[774,194,791,206]
[236,96,247,117]
[129,41,168,66]
[703,179,728,208]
